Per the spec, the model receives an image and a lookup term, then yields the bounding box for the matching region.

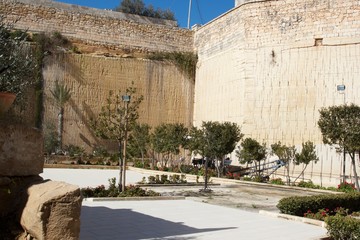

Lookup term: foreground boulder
[20,181,82,240]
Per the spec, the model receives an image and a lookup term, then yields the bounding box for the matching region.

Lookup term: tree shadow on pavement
[80,206,236,240]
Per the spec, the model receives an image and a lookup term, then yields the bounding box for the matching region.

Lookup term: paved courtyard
[41,168,327,240]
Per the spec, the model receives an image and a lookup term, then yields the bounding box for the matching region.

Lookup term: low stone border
[44,163,118,170]
[129,167,340,195]
[258,210,327,228]
[137,183,220,187]
[83,196,185,202]
[45,165,340,195]
[258,211,331,240]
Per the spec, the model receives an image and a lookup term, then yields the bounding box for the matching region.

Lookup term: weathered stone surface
[0,124,44,176]
[20,181,82,240]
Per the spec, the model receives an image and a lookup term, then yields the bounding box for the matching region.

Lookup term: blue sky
[54,0,235,28]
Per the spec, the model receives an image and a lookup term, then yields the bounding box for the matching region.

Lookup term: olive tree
[236,138,267,178]
[318,104,360,191]
[151,123,188,168]
[188,121,242,189]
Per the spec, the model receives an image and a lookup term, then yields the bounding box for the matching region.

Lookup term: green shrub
[64,144,85,157]
[118,185,160,197]
[242,176,252,181]
[297,180,325,189]
[326,215,360,240]
[180,164,196,174]
[337,181,356,193]
[303,208,330,221]
[80,178,160,198]
[252,175,264,182]
[270,178,285,185]
[160,174,169,183]
[134,159,150,169]
[277,193,360,217]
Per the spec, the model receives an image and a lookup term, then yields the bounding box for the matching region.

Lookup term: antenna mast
[187,0,192,29]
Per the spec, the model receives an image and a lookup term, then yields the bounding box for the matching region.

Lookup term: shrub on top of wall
[277,193,360,217]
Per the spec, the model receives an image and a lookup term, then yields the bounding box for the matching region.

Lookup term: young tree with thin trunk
[271,142,296,185]
[127,123,151,167]
[90,87,143,191]
[293,141,318,183]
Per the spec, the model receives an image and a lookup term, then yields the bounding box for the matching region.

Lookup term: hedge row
[276,193,360,216]
[326,215,360,240]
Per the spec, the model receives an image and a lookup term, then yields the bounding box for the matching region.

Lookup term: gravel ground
[144,183,328,213]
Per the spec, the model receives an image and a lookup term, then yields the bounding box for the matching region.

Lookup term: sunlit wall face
[194,0,360,186]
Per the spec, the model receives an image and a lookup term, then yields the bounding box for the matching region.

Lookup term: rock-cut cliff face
[43,54,195,152]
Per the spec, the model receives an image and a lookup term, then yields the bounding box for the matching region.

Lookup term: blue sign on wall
[337,85,346,91]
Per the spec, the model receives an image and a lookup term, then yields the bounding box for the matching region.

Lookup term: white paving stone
[42,168,328,240]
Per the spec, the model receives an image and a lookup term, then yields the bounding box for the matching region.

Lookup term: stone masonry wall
[194,0,360,186]
[0,0,193,53]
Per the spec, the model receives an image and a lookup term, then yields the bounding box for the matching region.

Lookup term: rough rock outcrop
[20,181,82,240]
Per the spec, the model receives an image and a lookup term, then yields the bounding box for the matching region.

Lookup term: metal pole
[204,157,208,190]
[187,0,192,29]
[343,150,346,183]
[118,141,123,191]
[343,87,346,183]
[121,100,129,192]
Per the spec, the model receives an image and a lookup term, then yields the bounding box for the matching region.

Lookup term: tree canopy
[91,87,143,142]
[318,104,360,190]
[151,123,188,167]
[188,121,242,161]
[236,138,267,177]
[237,138,267,165]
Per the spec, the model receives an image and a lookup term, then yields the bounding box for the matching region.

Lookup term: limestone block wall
[43,54,194,152]
[0,0,193,53]
[194,0,360,186]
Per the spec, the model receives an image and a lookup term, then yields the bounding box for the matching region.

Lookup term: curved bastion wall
[194,0,360,186]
